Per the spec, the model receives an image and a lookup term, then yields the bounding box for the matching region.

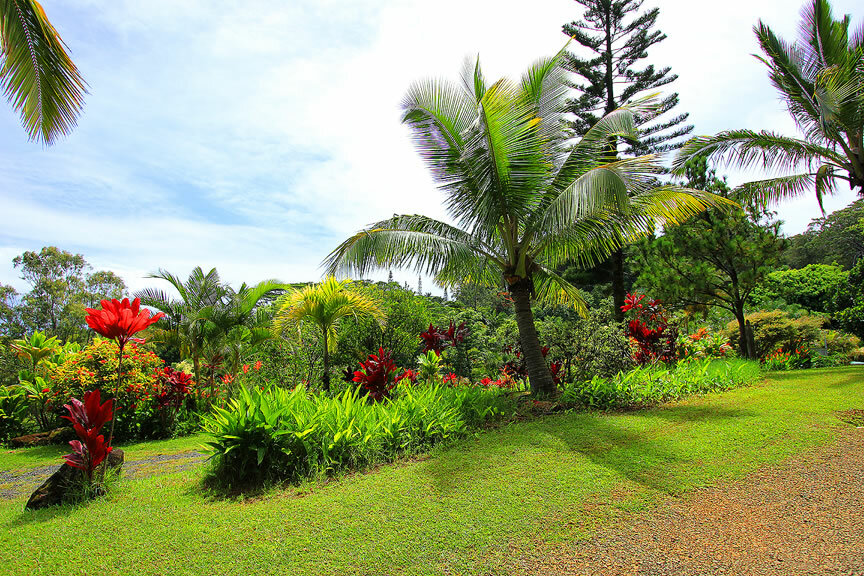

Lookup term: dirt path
[520,427,864,576]
[0,451,206,499]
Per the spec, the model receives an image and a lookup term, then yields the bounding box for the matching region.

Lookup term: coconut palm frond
[0,0,87,144]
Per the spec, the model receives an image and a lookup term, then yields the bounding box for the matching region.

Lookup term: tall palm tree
[324,53,730,396]
[0,0,87,144]
[674,0,863,207]
[273,277,384,392]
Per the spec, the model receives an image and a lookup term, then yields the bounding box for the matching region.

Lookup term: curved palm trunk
[509,280,556,397]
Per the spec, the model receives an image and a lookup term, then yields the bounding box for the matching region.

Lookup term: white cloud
[0,0,861,295]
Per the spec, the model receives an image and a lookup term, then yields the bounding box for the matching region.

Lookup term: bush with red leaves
[621,293,677,365]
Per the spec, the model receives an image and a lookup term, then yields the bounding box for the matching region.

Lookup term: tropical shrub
[48,338,195,440]
[538,309,634,382]
[722,310,823,359]
[560,359,761,410]
[351,348,401,401]
[677,327,734,360]
[762,345,846,371]
[0,386,28,441]
[622,293,677,364]
[203,383,514,489]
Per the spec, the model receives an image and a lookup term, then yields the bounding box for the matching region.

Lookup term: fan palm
[324,53,731,396]
[674,0,864,207]
[0,0,87,144]
[273,277,385,392]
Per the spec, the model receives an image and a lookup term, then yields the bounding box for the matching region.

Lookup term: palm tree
[136,268,285,392]
[674,0,863,207]
[273,277,384,392]
[0,0,87,144]
[203,280,286,387]
[324,53,730,396]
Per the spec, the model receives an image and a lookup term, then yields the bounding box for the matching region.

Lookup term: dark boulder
[25,449,124,510]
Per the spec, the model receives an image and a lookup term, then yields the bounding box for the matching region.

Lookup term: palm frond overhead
[0,0,87,144]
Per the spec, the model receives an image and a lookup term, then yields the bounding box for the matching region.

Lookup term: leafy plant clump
[202,383,514,489]
[560,359,762,410]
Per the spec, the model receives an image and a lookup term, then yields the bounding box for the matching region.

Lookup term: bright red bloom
[85,298,165,349]
[253,360,262,371]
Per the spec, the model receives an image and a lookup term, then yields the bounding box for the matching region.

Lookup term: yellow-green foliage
[49,338,164,404]
[723,310,824,358]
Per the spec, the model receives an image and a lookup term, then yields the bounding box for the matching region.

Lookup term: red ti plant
[352,347,399,401]
[419,321,468,356]
[395,368,418,385]
[155,367,193,433]
[621,293,677,365]
[84,298,164,449]
[61,390,114,483]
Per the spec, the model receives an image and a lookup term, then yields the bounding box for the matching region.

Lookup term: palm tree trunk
[509,279,556,397]
[322,331,331,392]
[611,249,626,322]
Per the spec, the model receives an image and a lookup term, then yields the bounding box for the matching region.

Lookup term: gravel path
[522,428,864,576]
[0,451,206,499]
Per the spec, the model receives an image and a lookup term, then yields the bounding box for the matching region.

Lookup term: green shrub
[0,386,28,441]
[559,359,761,410]
[48,338,197,440]
[722,310,824,358]
[203,383,514,489]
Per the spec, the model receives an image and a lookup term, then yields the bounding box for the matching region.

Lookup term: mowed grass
[1,367,861,576]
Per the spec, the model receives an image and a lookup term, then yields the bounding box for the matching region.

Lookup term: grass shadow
[420,400,761,497]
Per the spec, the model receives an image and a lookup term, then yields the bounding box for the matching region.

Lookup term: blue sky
[0,0,860,294]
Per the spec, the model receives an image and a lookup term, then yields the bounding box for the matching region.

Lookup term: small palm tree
[324,53,729,396]
[674,0,864,207]
[0,0,87,144]
[273,277,385,392]
[137,268,285,393]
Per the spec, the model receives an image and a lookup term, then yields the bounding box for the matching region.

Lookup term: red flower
[254,360,262,371]
[85,297,165,349]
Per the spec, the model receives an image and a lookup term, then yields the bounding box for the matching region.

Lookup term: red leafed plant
[419,321,468,356]
[395,368,418,385]
[61,390,114,482]
[155,367,193,433]
[353,348,399,401]
[621,293,677,365]
[84,297,165,454]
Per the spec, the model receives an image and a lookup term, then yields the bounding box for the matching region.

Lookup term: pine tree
[562,0,692,155]
[562,0,693,319]
[417,275,422,295]
[387,270,394,284]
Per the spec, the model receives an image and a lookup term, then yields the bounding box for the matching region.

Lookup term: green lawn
[1,367,861,576]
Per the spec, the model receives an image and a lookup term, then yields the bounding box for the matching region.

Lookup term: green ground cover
[1,367,861,576]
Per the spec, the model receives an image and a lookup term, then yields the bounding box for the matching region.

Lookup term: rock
[10,427,76,448]
[25,449,124,510]
[9,432,51,448]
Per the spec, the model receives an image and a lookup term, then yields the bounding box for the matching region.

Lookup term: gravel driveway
[0,450,206,499]
[521,428,864,576]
